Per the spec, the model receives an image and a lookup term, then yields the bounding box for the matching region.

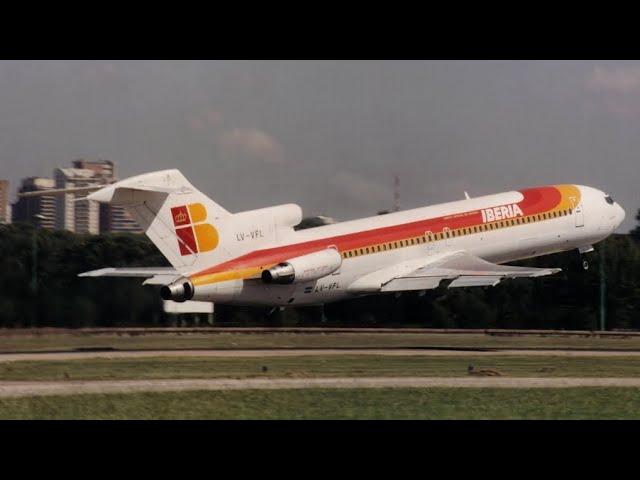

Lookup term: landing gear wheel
[582,259,589,270]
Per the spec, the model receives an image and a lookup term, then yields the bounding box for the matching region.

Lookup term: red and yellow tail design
[171,203,219,256]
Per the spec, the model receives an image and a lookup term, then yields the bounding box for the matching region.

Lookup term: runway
[2,376,640,398]
[2,348,640,363]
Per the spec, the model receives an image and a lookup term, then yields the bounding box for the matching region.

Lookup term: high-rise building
[100,204,144,234]
[12,177,56,229]
[73,159,142,233]
[54,167,104,234]
[53,160,142,234]
[71,159,115,179]
[0,180,9,224]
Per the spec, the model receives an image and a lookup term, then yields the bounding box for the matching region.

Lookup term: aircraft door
[568,195,584,228]
[574,204,585,228]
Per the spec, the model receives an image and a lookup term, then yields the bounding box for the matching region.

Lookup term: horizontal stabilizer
[79,267,179,284]
[18,184,111,198]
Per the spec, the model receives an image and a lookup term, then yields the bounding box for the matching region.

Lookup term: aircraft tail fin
[87,169,233,274]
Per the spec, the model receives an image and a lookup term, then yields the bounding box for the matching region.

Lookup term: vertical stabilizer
[87,169,233,273]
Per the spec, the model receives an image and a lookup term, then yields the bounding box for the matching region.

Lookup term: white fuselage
[191,184,625,306]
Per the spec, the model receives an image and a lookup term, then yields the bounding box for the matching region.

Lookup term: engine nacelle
[160,278,195,302]
[261,248,342,284]
[233,204,303,230]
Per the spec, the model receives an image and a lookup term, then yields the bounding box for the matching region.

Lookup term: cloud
[585,65,640,116]
[187,108,224,132]
[586,65,640,94]
[216,128,285,165]
[328,172,392,210]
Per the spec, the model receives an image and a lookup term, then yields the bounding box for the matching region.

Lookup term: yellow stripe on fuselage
[191,267,265,286]
[554,184,581,212]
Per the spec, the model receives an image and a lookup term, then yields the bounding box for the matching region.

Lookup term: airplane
[55,169,625,309]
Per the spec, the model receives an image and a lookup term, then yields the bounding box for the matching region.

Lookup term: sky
[0,60,638,232]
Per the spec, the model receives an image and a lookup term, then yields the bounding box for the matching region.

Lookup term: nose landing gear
[577,246,594,271]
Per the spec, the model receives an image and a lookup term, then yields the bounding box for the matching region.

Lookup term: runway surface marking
[2,349,640,362]
[2,377,640,397]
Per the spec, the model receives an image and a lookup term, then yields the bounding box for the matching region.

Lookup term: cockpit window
[605,195,614,205]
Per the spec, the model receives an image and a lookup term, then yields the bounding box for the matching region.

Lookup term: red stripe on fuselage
[192,186,563,278]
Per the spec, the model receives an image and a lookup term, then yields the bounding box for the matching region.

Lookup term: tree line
[1,215,640,329]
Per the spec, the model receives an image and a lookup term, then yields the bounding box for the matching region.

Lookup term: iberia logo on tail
[171,203,219,256]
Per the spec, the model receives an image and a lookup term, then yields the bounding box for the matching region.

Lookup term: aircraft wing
[347,250,561,293]
[78,267,180,285]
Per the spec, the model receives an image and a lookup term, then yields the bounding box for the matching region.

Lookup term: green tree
[632,209,640,241]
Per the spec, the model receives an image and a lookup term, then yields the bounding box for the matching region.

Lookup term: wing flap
[448,276,503,288]
[380,277,443,292]
[350,250,560,293]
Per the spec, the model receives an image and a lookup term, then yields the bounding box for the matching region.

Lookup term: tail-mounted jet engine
[160,278,195,302]
[261,248,342,284]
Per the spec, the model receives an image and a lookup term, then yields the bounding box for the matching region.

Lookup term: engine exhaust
[160,278,194,302]
[261,263,295,284]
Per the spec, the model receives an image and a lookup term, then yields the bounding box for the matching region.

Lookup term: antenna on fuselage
[464,191,471,200]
